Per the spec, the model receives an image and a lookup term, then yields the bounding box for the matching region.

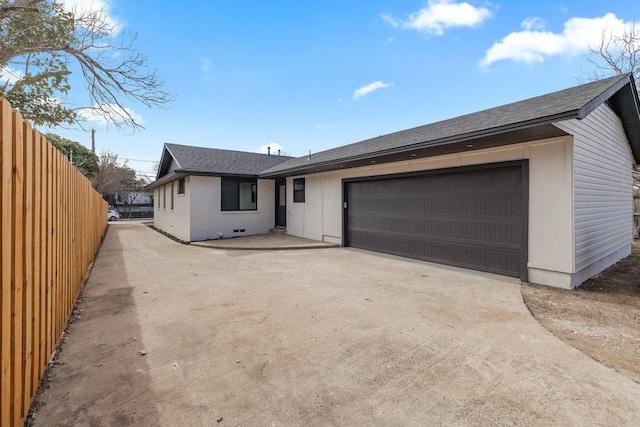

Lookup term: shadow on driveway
[30,223,162,426]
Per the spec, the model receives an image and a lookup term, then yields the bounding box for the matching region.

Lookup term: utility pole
[91,128,96,153]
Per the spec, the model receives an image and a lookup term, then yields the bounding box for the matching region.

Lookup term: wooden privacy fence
[1,98,107,426]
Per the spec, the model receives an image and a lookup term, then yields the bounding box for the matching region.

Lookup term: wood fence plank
[39,136,47,376]
[22,122,34,414]
[52,150,59,347]
[22,121,34,414]
[1,98,14,427]
[45,144,53,370]
[11,109,25,426]
[32,130,41,396]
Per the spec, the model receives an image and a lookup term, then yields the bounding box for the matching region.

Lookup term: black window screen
[221,177,257,211]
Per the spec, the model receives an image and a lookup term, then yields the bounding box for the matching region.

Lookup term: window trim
[163,185,166,209]
[177,178,185,195]
[221,177,258,211]
[293,178,305,203]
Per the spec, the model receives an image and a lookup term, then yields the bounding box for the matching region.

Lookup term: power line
[120,157,157,163]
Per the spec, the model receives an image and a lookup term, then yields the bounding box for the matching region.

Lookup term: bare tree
[0,0,171,129]
[92,150,136,198]
[585,24,640,185]
[586,24,640,89]
[118,176,149,218]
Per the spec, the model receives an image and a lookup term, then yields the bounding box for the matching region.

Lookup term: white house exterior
[149,145,291,242]
[276,103,633,289]
[149,74,640,289]
[153,176,277,242]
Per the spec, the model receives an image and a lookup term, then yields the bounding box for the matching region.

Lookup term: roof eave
[146,171,185,190]
[146,170,264,190]
[261,112,578,177]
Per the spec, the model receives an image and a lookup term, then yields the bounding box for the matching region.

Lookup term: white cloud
[382,0,492,36]
[58,0,121,34]
[521,17,545,31]
[352,81,390,100]
[200,56,213,80]
[0,66,23,86]
[200,56,212,73]
[480,13,637,67]
[78,103,144,125]
[256,143,284,155]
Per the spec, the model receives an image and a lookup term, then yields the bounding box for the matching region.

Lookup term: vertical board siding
[0,98,107,426]
[556,104,634,272]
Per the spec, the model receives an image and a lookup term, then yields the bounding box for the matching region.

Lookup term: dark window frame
[177,178,185,195]
[171,181,174,210]
[163,185,166,209]
[293,178,305,203]
[221,177,258,211]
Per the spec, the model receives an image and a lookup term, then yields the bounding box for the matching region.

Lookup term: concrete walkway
[190,232,338,250]
[31,222,640,426]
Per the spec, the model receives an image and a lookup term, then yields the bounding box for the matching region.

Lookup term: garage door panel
[348,229,521,275]
[348,229,521,252]
[349,218,522,245]
[351,194,521,217]
[346,165,525,277]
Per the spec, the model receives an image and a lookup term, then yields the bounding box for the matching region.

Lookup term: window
[178,178,185,195]
[293,178,305,203]
[163,185,166,209]
[171,181,174,210]
[221,177,257,211]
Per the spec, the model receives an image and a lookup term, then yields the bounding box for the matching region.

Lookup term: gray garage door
[345,163,527,278]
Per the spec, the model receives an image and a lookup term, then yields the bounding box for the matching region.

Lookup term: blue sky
[41,0,640,181]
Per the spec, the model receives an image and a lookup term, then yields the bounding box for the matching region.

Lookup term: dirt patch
[147,223,190,245]
[522,242,640,384]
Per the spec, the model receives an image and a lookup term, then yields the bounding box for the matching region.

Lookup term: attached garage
[260,74,640,289]
[344,162,528,279]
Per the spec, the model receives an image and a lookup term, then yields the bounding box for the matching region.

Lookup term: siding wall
[189,176,276,241]
[555,103,634,286]
[153,178,190,241]
[154,176,276,242]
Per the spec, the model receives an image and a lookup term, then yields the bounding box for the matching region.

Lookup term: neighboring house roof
[261,74,640,177]
[148,143,293,189]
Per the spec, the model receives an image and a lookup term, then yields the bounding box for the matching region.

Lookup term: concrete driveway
[31,222,640,426]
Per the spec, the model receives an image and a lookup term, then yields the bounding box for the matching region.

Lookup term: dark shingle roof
[261,74,640,176]
[163,143,292,175]
[148,74,639,189]
[148,143,293,189]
